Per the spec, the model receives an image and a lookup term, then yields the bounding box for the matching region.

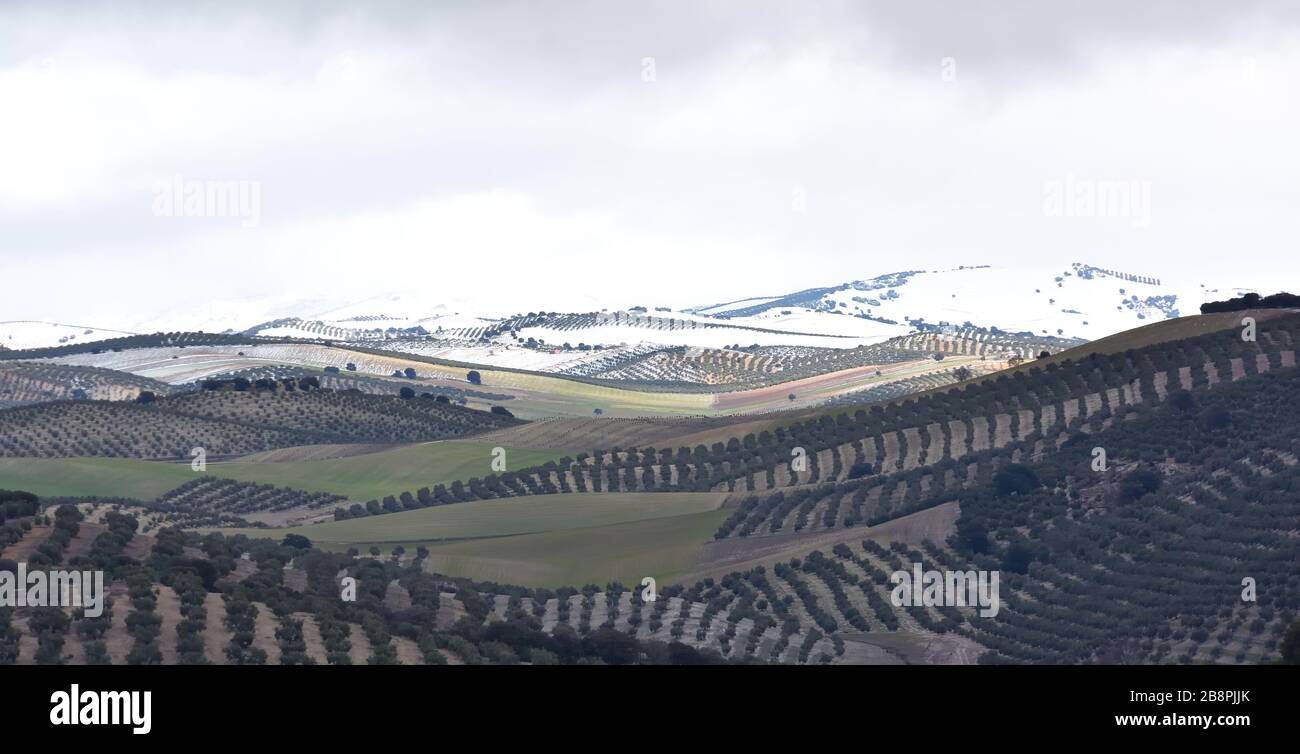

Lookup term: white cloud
[0,50,441,211]
[2,2,1300,325]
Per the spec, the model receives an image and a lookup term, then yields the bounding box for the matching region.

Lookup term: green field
[205,441,569,500]
[203,491,726,543]
[415,510,728,588]
[203,491,729,588]
[0,441,572,502]
[0,457,197,500]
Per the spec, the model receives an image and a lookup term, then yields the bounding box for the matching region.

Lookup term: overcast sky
[3,0,1299,327]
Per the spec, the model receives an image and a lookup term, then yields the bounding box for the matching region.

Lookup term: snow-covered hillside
[172,261,1294,348]
[9,261,1289,358]
[0,321,134,350]
[688,262,1279,340]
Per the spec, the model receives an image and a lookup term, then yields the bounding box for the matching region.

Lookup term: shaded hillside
[951,363,1300,664]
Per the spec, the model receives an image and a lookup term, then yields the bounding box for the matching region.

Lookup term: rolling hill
[0,361,175,407]
[0,384,520,459]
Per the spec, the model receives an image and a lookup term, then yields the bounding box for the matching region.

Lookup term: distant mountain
[9,262,1286,351]
[231,262,1217,350]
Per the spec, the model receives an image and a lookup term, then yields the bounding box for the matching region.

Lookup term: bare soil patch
[62,522,105,561]
[293,612,330,665]
[105,582,131,664]
[384,580,412,610]
[251,602,281,665]
[155,585,182,664]
[393,636,424,665]
[1,524,51,561]
[123,533,153,560]
[202,592,230,665]
[347,623,372,665]
[11,615,38,664]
